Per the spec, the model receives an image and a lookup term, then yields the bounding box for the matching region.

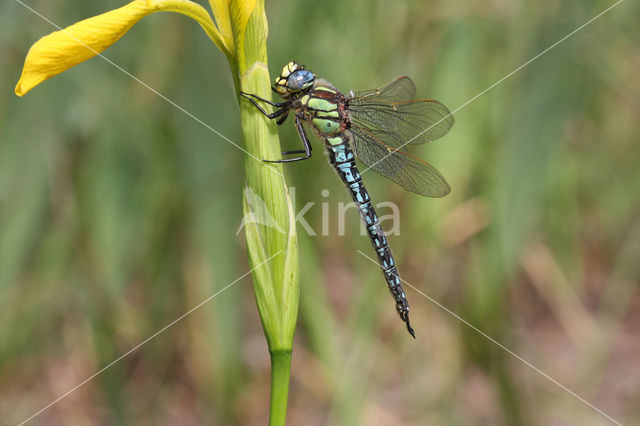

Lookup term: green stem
[269,350,292,426]
[230,1,299,425]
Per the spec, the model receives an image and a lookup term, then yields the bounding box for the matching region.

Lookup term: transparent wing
[350,127,450,198]
[349,77,454,146]
[350,98,454,147]
[350,76,417,103]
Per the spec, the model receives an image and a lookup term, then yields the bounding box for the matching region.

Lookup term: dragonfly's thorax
[292,79,350,139]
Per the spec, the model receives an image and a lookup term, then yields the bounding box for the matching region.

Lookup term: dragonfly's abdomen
[325,136,415,337]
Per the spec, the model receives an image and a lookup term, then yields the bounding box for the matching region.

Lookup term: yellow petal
[15,0,226,97]
[208,0,234,51]
[157,0,232,54]
[229,0,257,69]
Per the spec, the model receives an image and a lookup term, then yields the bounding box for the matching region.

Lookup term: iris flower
[15,2,299,425]
[14,0,253,95]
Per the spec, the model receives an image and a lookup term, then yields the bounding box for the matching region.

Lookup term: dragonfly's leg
[239,91,289,107]
[264,108,289,120]
[276,111,289,125]
[239,92,289,124]
[239,93,290,119]
[263,115,312,163]
[281,131,312,155]
[246,100,288,119]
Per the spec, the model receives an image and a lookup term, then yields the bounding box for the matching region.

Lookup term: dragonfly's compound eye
[287,70,315,92]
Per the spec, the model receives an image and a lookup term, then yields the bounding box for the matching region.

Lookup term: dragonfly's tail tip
[405,319,416,338]
[400,311,416,338]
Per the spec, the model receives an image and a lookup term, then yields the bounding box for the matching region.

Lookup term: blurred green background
[1,0,639,424]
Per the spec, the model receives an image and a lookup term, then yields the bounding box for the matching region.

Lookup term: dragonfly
[240,62,453,337]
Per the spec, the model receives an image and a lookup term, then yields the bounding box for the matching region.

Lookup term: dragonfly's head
[274,61,315,99]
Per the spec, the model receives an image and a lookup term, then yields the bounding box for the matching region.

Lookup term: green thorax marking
[313,79,338,93]
[315,109,339,118]
[327,136,343,146]
[308,97,337,113]
[312,117,340,134]
[305,79,342,135]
